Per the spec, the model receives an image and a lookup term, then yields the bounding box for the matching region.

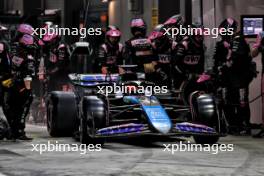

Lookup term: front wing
[93,122,223,139]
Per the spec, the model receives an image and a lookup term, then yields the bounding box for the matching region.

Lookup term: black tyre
[80,95,108,145]
[47,91,77,137]
[189,91,220,144]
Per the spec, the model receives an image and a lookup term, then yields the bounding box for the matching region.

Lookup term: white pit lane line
[0,173,8,176]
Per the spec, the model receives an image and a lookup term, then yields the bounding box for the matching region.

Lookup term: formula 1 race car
[46,64,228,145]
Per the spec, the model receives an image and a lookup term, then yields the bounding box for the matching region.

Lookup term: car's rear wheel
[47,91,77,137]
[189,91,220,144]
[80,95,108,145]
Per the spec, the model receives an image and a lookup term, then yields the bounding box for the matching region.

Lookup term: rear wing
[68,73,120,87]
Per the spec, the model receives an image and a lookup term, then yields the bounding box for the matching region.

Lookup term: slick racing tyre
[46,91,77,137]
[189,91,220,144]
[80,95,108,145]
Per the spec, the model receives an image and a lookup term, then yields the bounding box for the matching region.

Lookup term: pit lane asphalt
[0,124,264,176]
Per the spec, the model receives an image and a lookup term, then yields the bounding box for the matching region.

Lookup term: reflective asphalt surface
[0,123,264,176]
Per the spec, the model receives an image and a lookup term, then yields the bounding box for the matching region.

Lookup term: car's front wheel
[189,91,220,144]
[80,95,108,145]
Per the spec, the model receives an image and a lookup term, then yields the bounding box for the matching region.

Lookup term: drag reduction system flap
[68,73,120,86]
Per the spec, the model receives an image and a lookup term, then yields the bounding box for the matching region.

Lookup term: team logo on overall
[183,55,200,65]
[158,54,171,63]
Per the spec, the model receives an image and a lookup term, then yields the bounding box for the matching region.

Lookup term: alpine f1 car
[46,65,228,145]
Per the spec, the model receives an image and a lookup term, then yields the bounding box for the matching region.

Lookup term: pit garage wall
[3,0,23,13]
[45,0,65,27]
[109,0,189,43]
[203,0,264,124]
